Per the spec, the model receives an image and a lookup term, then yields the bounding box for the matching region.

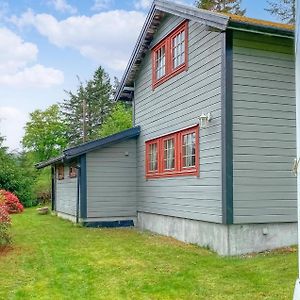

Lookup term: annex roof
[36,126,141,169]
[115,0,294,102]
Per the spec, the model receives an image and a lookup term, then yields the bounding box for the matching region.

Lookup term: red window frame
[152,20,188,89]
[145,125,199,179]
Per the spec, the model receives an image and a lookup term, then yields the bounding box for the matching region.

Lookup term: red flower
[0,190,24,214]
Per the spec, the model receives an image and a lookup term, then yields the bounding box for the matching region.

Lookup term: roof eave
[228,20,294,38]
[35,155,65,169]
[64,126,141,159]
[115,0,229,102]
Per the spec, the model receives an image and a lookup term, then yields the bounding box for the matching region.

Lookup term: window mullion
[166,38,171,76]
[158,138,163,174]
[178,132,182,172]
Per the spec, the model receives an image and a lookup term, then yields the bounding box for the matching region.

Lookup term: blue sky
[0,0,277,150]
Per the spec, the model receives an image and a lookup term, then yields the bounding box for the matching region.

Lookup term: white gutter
[293,0,300,299]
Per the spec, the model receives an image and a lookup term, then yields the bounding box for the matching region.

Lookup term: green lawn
[0,208,297,299]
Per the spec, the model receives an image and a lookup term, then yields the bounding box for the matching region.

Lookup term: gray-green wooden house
[37,0,296,255]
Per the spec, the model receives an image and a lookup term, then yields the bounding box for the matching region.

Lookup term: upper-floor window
[152,20,188,89]
[145,125,199,178]
[155,44,166,80]
[172,28,185,69]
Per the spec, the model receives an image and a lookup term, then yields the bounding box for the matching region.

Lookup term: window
[57,165,64,180]
[69,163,77,178]
[145,125,199,178]
[163,137,175,170]
[148,142,158,172]
[152,20,188,89]
[155,45,166,80]
[182,130,196,169]
[172,29,185,69]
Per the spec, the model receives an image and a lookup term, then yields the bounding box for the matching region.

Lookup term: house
[37,0,296,255]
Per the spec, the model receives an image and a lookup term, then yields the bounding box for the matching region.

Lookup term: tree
[22,104,68,162]
[62,66,114,145]
[195,0,246,15]
[0,135,35,207]
[265,0,295,24]
[99,102,132,138]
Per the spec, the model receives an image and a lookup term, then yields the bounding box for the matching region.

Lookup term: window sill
[152,64,187,90]
[146,169,198,179]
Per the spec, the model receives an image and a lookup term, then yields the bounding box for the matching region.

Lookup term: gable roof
[36,126,141,169]
[115,0,294,102]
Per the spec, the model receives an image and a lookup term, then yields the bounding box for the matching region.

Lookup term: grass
[0,208,297,300]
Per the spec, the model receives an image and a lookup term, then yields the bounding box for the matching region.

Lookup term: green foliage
[265,0,295,23]
[195,0,246,15]
[62,66,114,145]
[0,140,35,207]
[0,201,11,246]
[99,102,132,138]
[33,168,51,202]
[22,104,68,162]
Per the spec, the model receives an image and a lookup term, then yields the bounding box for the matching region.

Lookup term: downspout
[75,164,81,224]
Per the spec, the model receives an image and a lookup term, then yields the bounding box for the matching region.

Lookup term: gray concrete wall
[232,30,296,224]
[86,139,137,219]
[134,14,224,223]
[55,163,77,216]
[138,211,297,255]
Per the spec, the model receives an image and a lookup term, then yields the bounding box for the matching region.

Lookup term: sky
[0,0,278,151]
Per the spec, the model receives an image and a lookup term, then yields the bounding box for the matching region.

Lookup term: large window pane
[164,138,175,170]
[149,143,158,172]
[182,132,196,168]
[172,31,185,69]
[155,46,166,79]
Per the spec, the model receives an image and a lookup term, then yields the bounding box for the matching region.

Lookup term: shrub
[0,150,36,208]
[0,190,24,214]
[0,197,11,245]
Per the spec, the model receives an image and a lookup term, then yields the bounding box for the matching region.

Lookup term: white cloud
[0,64,64,88]
[48,0,77,14]
[10,10,146,72]
[0,106,27,151]
[0,27,37,74]
[92,0,112,11]
[0,27,64,88]
[134,0,152,10]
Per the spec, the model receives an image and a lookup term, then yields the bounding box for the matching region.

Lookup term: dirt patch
[0,245,13,256]
[242,246,297,258]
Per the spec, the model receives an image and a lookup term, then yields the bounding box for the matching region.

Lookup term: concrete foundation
[57,211,76,222]
[137,211,297,255]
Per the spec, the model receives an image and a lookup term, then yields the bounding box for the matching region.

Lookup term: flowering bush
[0,190,24,214]
[0,196,11,245]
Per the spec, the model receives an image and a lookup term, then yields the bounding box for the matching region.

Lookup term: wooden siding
[232,31,296,224]
[134,14,224,223]
[86,139,137,218]
[55,164,77,216]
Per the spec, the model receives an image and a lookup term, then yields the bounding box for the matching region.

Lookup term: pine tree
[61,66,113,146]
[265,0,295,24]
[195,0,246,15]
